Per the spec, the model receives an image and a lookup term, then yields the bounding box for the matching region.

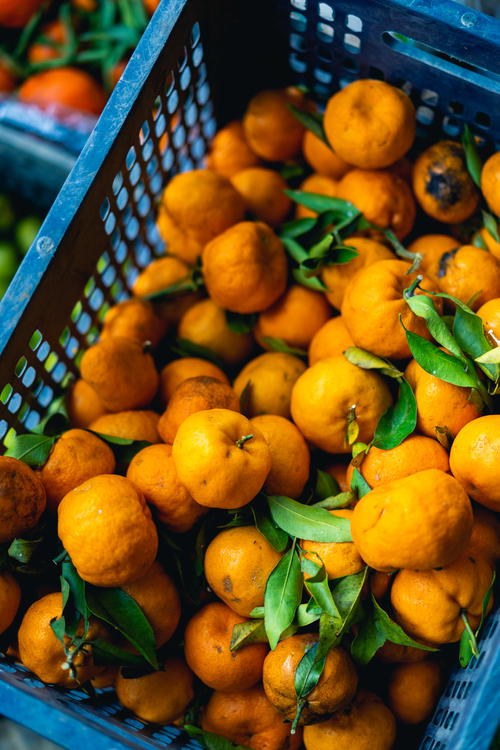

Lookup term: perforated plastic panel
[0,1,499,748]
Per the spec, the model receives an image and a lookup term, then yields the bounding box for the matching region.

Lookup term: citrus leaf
[372,377,416,450]
[343,347,403,378]
[264,547,303,650]
[225,311,257,334]
[262,338,307,357]
[301,556,339,617]
[281,236,308,263]
[284,190,359,220]
[482,210,500,243]
[403,289,463,359]
[92,639,148,667]
[350,468,371,498]
[183,725,251,750]
[372,596,437,652]
[280,217,318,238]
[296,601,322,627]
[313,491,354,510]
[292,641,327,730]
[230,619,267,651]
[476,347,500,364]
[350,613,385,664]
[287,104,329,144]
[292,267,328,291]
[315,469,339,500]
[92,433,151,464]
[460,571,496,668]
[461,124,482,188]
[4,433,57,467]
[405,330,479,388]
[268,495,352,543]
[251,498,289,552]
[453,305,499,381]
[32,393,70,436]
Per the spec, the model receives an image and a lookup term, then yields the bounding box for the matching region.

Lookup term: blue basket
[0,0,499,747]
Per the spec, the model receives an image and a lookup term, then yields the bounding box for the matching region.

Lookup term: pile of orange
[1,77,500,750]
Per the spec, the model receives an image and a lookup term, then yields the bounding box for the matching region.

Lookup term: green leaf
[86,586,158,669]
[314,469,339,500]
[350,468,371,498]
[313,491,354,510]
[264,547,303,650]
[343,347,403,378]
[292,640,327,730]
[350,612,385,664]
[4,434,57,467]
[268,495,352,543]
[287,104,329,145]
[8,537,43,565]
[331,568,368,634]
[405,330,480,388]
[372,378,417,450]
[372,596,437,652]
[280,217,318,238]
[301,556,339,617]
[284,190,360,221]
[50,616,66,645]
[292,267,328,291]
[230,619,267,651]
[296,601,321,627]
[225,311,257,334]
[453,305,499,381]
[281,236,308,263]
[183,725,251,750]
[280,163,306,181]
[92,433,151,464]
[172,338,225,369]
[261,338,307,357]
[482,210,500,243]
[476,347,500,364]
[459,571,496,668]
[143,274,203,301]
[403,289,463,359]
[461,124,482,188]
[251,499,289,552]
[61,558,89,626]
[32,394,70,436]
[92,639,148,667]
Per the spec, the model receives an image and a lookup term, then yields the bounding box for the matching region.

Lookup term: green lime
[0,194,14,233]
[15,216,42,255]
[0,241,19,279]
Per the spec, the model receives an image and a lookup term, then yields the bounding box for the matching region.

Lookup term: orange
[303,690,396,750]
[206,121,261,178]
[295,173,337,219]
[101,298,166,346]
[0,0,45,27]
[243,88,306,161]
[184,602,267,691]
[39,429,116,511]
[406,234,459,283]
[262,634,358,724]
[449,415,500,511]
[349,435,450,489]
[0,456,46,544]
[90,410,160,442]
[122,561,180,647]
[116,658,193,723]
[204,526,282,617]
[18,593,104,687]
[202,686,303,750]
[255,285,331,351]
[405,358,482,439]
[337,169,416,240]
[466,506,500,566]
[351,469,472,572]
[132,254,191,299]
[249,414,310,498]
[67,378,108,429]
[28,19,68,64]
[435,245,500,310]
[481,151,500,216]
[156,207,203,265]
[231,167,291,226]
[158,376,240,443]
[0,58,16,92]
[18,68,106,116]
[127,443,206,532]
[162,169,245,247]
[412,141,479,223]
[80,337,158,412]
[308,317,354,365]
[478,226,500,261]
[91,667,118,689]
[233,352,306,419]
[388,660,443,724]
[303,130,351,180]
[159,357,229,405]
[376,641,428,664]
[0,572,21,635]
[341,259,441,359]
[477,297,500,344]
[172,409,271,509]
[202,221,288,314]
[322,237,393,310]
[143,0,158,13]
[324,79,415,169]
[302,509,364,579]
[391,554,493,644]
[58,474,158,586]
[290,355,392,454]
[370,571,392,601]
[178,298,253,367]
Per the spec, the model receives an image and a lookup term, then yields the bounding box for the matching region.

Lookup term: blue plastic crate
[0,0,499,747]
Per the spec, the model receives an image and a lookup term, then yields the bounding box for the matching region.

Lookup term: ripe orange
[18,68,107,116]
[0,456,46,544]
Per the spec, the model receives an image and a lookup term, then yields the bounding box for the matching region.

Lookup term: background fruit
[0,456,46,543]
[115,658,193,723]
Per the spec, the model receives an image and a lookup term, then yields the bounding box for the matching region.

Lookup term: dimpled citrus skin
[127,443,206,533]
[122,562,181,647]
[388,660,443,724]
[308,317,354,365]
[303,129,351,180]
[172,409,271,509]
[233,352,306,419]
[349,435,450,489]
[202,686,303,750]
[156,208,203,265]
[324,79,415,169]
[405,358,482,439]
[67,379,108,429]
[322,237,394,310]
[341,259,440,359]
[481,151,500,216]
[39,429,116,511]
[18,593,104,687]
[263,634,358,724]
[466,506,500,565]
[206,120,261,178]
[0,571,21,634]
[406,234,459,284]
[477,298,500,344]
[351,469,472,572]
[202,222,288,314]
[101,298,166,346]
[231,167,291,227]
[163,169,245,247]
[255,285,332,351]
[116,658,194,724]
[290,356,392,454]
[249,414,310,498]
[449,415,500,511]
[58,474,158,586]
[80,337,159,412]
[391,554,493,644]
[159,357,229,405]
[303,690,397,750]
[178,298,253,367]
[90,410,160,443]
[435,245,500,310]
[184,602,267,692]
[204,526,282,617]
[243,88,305,162]
[302,509,364,579]
[0,456,46,543]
